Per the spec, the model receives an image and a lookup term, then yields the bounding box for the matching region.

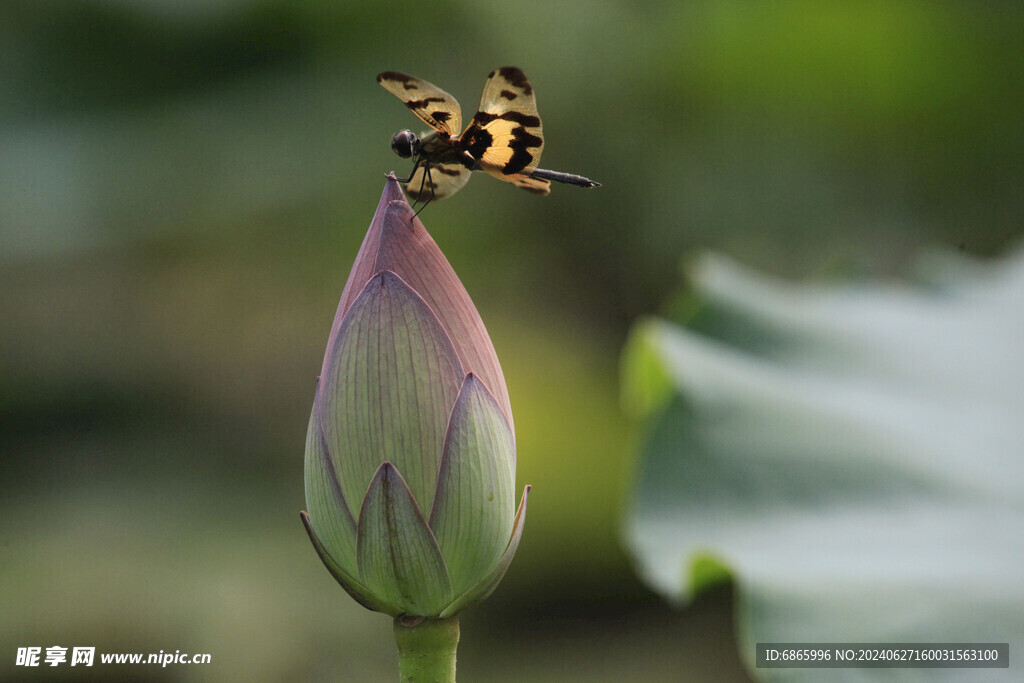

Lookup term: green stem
[393,615,460,682]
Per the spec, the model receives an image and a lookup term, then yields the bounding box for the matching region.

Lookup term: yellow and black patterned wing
[402,162,472,202]
[509,174,550,195]
[460,67,545,182]
[377,71,462,136]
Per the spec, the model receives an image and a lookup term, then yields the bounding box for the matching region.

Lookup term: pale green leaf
[624,248,1024,681]
[620,317,674,418]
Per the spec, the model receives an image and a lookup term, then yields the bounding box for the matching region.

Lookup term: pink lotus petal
[322,176,513,430]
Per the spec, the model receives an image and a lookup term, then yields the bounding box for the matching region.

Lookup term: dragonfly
[377,67,600,212]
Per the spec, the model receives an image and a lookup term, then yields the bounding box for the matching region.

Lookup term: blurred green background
[1,0,1021,680]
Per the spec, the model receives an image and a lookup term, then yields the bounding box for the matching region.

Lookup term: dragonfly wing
[508,174,550,195]
[460,67,544,181]
[402,162,472,202]
[377,71,462,135]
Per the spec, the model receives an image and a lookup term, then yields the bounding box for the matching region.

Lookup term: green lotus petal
[300,511,400,616]
[429,374,515,596]
[439,485,530,619]
[319,270,463,518]
[303,381,357,573]
[324,178,513,430]
[357,462,454,617]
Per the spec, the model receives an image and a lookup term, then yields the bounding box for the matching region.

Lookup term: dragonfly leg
[411,163,435,219]
[394,157,421,184]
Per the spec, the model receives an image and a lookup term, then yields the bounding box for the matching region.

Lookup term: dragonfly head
[390,129,419,159]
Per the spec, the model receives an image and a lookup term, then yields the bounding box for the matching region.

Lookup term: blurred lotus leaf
[622,247,1024,681]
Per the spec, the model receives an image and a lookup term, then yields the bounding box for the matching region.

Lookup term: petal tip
[383,173,407,197]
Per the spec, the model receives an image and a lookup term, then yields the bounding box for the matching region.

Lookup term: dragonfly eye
[390,129,417,158]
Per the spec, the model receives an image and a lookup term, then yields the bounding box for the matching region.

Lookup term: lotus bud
[301,175,529,618]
